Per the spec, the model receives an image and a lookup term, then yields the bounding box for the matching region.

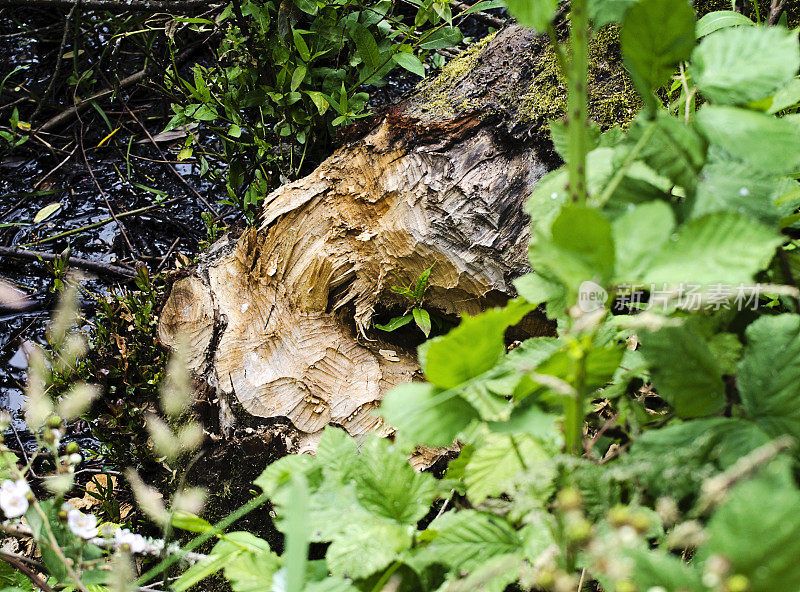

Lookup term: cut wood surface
[159,24,588,442]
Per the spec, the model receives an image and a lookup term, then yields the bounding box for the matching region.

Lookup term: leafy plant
[161,0,483,221]
[375,264,437,337]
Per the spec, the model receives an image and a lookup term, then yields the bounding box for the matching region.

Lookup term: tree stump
[158,22,635,443]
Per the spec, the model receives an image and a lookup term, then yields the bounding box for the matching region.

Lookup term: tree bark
[158,24,601,444]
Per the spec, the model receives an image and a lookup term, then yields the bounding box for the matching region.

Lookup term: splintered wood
[159,25,552,441]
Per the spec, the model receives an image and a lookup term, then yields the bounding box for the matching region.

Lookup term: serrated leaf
[695,10,754,38]
[529,205,615,298]
[621,0,695,94]
[381,383,480,446]
[506,0,557,31]
[644,212,782,285]
[690,162,786,228]
[737,314,800,440]
[640,325,725,417]
[698,474,800,592]
[422,299,535,389]
[695,105,800,175]
[416,510,521,571]
[352,435,438,524]
[33,202,61,224]
[625,113,706,192]
[391,52,425,77]
[690,26,800,105]
[463,433,553,503]
[326,519,410,579]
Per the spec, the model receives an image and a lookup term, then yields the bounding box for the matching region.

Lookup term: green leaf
[625,548,705,591]
[690,162,786,228]
[305,91,329,115]
[612,201,675,282]
[639,325,725,417]
[414,264,433,299]
[689,26,800,105]
[381,384,479,446]
[529,205,615,298]
[174,532,278,592]
[506,0,557,31]
[422,299,535,389]
[463,433,553,503]
[695,10,754,38]
[171,510,213,533]
[413,308,432,337]
[293,29,312,62]
[326,519,410,579]
[695,105,800,175]
[254,454,315,496]
[765,78,800,114]
[624,113,706,192]
[626,418,771,499]
[621,0,695,94]
[418,27,463,50]
[416,510,521,571]
[352,25,381,71]
[737,314,800,440]
[375,314,413,332]
[392,52,425,77]
[223,533,281,592]
[589,0,638,28]
[644,212,782,285]
[352,435,438,525]
[291,65,307,91]
[698,473,800,592]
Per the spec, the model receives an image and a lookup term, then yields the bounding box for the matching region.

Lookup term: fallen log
[158,23,637,443]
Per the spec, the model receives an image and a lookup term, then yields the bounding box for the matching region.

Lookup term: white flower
[0,479,30,518]
[114,528,146,553]
[67,509,98,539]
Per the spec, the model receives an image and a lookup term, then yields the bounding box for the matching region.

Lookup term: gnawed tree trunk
[158,23,634,445]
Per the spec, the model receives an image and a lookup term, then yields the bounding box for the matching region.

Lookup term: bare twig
[767,0,788,24]
[0,246,136,279]
[77,129,139,258]
[0,0,219,12]
[122,102,220,216]
[30,0,80,124]
[0,550,56,592]
[19,198,179,247]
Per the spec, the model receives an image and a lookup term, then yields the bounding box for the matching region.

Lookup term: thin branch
[0,0,219,12]
[0,551,56,592]
[0,246,137,279]
[767,0,788,25]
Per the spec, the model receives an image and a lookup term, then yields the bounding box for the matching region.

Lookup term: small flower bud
[725,574,749,592]
[556,487,582,512]
[65,441,80,454]
[47,415,63,429]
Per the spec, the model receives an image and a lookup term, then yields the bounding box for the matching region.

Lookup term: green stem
[564,347,587,456]
[136,491,271,586]
[567,0,589,206]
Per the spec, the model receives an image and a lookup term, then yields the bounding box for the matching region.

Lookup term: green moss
[515,26,641,130]
[410,31,499,119]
